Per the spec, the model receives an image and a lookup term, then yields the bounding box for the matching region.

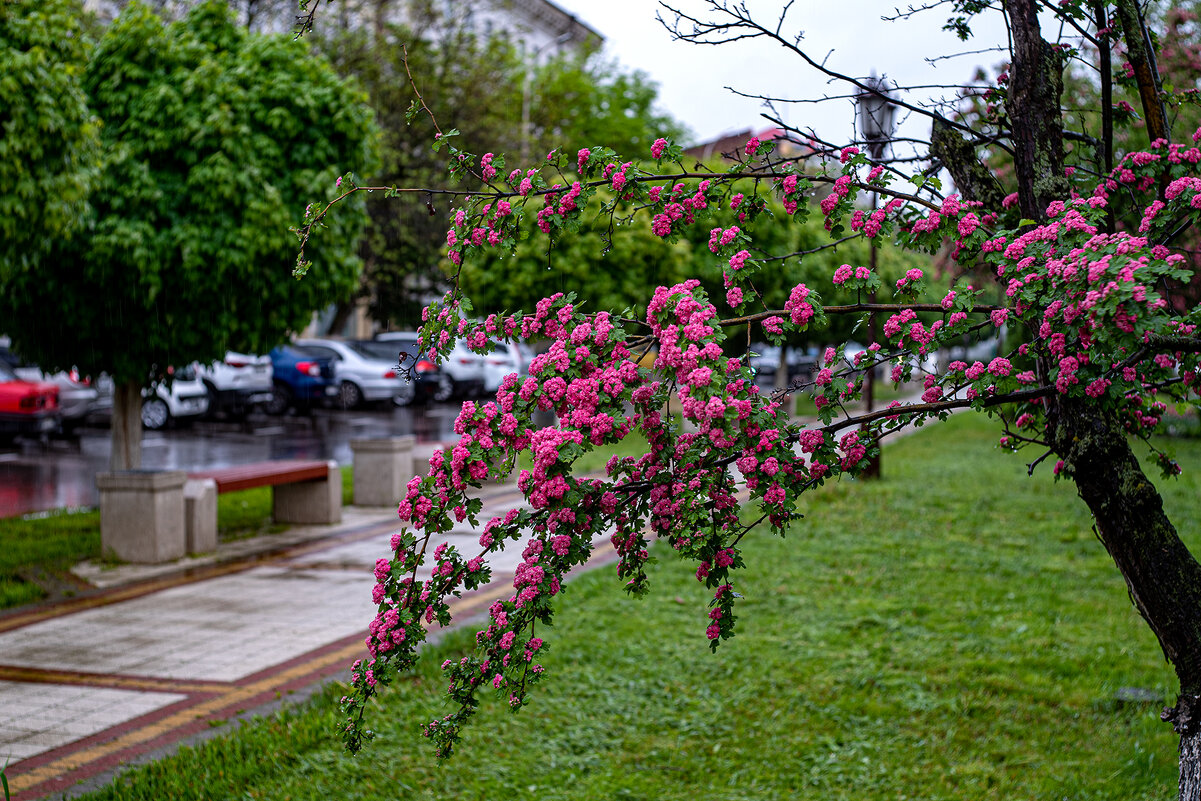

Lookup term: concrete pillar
[183,478,218,554]
[96,471,187,563]
[350,436,415,507]
[273,461,342,524]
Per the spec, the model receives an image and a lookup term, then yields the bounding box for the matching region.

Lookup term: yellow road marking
[0,666,227,695]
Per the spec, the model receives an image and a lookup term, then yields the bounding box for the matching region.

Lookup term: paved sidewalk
[0,477,582,800]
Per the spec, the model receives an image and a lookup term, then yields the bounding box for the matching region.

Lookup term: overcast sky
[562,0,1012,150]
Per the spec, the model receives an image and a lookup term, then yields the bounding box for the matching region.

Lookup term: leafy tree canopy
[315,14,688,329]
[0,0,99,275]
[0,0,377,385]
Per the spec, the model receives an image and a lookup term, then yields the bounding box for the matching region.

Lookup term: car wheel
[433,375,453,403]
[203,381,221,419]
[393,381,416,407]
[338,381,363,409]
[141,397,170,431]
[265,382,292,416]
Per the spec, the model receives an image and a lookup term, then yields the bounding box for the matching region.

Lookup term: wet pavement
[0,403,467,519]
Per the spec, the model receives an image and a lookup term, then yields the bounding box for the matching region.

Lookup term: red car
[0,362,59,442]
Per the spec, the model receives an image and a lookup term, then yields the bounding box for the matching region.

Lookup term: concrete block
[96,471,187,563]
[184,478,218,554]
[350,436,415,507]
[273,461,341,525]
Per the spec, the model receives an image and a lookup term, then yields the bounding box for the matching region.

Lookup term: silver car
[375,331,485,399]
[482,338,534,394]
[292,338,415,409]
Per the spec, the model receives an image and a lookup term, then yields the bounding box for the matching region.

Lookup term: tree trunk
[110,380,143,471]
[1002,0,1071,215]
[1049,398,1201,800]
[1113,0,1169,146]
[1180,725,1201,801]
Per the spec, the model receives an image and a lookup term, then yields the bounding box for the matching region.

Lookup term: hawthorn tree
[0,0,376,469]
[297,0,1201,796]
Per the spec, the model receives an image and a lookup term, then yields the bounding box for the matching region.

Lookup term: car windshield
[0,363,15,382]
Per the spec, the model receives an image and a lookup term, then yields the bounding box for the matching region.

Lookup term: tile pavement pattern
[0,485,569,800]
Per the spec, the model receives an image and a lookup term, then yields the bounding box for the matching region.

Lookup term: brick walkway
[0,480,594,800]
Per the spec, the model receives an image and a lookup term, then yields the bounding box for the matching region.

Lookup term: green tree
[0,0,377,469]
[0,0,99,275]
[317,16,687,331]
[458,197,694,318]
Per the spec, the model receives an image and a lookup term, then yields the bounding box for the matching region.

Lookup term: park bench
[183,459,342,553]
[97,442,419,565]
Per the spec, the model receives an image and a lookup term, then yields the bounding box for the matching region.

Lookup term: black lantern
[856,72,896,162]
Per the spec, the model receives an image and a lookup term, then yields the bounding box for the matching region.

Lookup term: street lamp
[521,32,573,164]
[857,72,897,163]
[855,72,895,479]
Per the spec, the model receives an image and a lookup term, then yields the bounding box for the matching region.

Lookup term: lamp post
[855,72,896,479]
[520,32,573,164]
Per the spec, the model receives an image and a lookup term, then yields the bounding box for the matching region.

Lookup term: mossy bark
[1050,401,1201,686]
[1049,399,1201,801]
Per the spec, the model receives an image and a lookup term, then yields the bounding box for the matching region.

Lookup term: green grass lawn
[0,470,355,610]
[73,414,1201,800]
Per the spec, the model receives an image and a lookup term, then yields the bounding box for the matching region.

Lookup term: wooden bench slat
[187,459,330,493]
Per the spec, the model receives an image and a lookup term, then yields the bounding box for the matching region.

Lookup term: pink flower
[651,138,668,159]
[744,136,761,155]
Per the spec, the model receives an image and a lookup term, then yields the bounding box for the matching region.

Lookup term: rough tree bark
[110,380,143,471]
[1002,2,1201,797]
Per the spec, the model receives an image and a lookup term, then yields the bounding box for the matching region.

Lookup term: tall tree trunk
[1003,0,1070,215]
[1113,0,1169,146]
[1049,400,1201,801]
[110,380,143,471]
[1003,3,1201,797]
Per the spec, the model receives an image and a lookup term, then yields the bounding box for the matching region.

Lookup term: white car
[141,365,210,431]
[482,338,534,394]
[375,332,485,399]
[195,351,273,419]
[293,338,415,408]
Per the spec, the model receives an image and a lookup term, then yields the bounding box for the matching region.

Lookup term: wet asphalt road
[0,402,467,519]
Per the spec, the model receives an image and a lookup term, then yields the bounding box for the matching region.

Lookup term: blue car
[266,345,337,415]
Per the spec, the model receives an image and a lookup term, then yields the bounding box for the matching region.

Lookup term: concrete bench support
[273,461,342,525]
[351,436,415,507]
[184,478,218,554]
[96,471,187,564]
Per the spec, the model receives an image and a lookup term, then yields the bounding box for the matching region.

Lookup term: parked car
[266,345,338,415]
[482,338,533,394]
[292,338,414,409]
[350,339,449,405]
[748,343,819,389]
[0,362,59,442]
[196,351,274,419]
[0,344,108,434]
[375,331,485,399]
[141,365,209,430]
